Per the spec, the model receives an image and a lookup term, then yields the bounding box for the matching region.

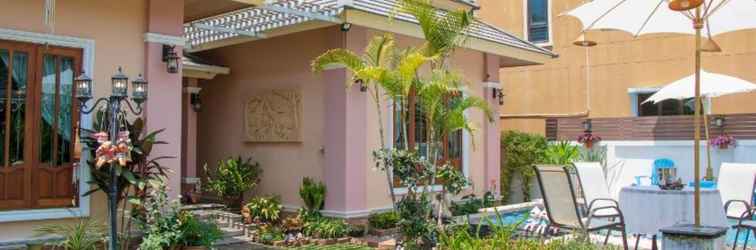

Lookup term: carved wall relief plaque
[244,89,302,142]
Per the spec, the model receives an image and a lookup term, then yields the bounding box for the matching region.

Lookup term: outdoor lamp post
[75,67,147,250]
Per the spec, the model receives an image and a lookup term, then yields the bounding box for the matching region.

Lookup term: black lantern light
[131,74,148,104]
[75,72,93,103]
[190,92,202,112]
[356,79,367,92]
[162,45,180,74]
[340,22,352,32]
[492,88,504,106]
[583,119,593,132]
[111,67,129,97]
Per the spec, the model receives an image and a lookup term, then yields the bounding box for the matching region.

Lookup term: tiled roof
[184,0,556,57]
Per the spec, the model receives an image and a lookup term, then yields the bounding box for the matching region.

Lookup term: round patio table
[619,185,728,236]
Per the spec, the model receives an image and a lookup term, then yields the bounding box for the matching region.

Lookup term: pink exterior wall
[145,0,184,199]
[0,0,183,240]
[483,54,501,195]
[196,27,343,208]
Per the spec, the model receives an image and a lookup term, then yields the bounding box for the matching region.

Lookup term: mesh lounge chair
[718,163,756,250]
[732,207,756,250]
[534,165,629,250]
[574,162,621,218]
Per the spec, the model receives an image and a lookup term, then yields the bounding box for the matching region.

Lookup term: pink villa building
[0,0,554,242]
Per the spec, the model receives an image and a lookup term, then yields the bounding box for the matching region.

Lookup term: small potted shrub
[367,211,400,236]
[179,212,223,250]
[711,134,736,149]
[244,196,283,224]
[303,217,349,245]
[577,132,601,149]
[204,156,262,209]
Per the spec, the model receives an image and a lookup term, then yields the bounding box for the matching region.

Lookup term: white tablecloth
[618,186,728,235]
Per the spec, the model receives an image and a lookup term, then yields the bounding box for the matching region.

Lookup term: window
[637,93,694,117]
[392,94,464,187]
[526,0,550,44]
[0,40,80,211]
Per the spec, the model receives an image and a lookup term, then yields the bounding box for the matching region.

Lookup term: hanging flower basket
[710,134,736,150]
[577,132,602,149]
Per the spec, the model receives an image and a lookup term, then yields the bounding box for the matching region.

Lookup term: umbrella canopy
[644,71,756,104]
[563,0,756,37]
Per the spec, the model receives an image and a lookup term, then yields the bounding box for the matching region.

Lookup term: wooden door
[33,46,80,209]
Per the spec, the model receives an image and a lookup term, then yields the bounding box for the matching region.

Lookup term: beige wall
[0,0,147,240]
[196,27,343,208]
[477,0,756,134]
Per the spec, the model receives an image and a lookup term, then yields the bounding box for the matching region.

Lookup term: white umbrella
[563,0,756,226]
[644,71,756,104]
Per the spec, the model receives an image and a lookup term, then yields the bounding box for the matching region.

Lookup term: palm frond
[397,0,473,59]
[364,33,397,68]
[311,49,366,74]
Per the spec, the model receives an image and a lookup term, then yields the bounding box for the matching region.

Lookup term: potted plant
[244,196,283,224]
[710,134,736,149]
[367,211,400,236]
[204,156,262,209]
[577,132,602,149]
[178,212,223,250]
[34,219,107,250]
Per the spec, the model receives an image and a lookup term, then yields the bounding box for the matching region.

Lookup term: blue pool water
[489,210,755,246]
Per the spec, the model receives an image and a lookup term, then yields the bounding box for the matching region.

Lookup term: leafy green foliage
[138,177,185,250]
[396,194,435,246]
[178,212,223,247]
[204,156,262,198]
[245,196,283,223]
[299,177,327,212]
[34,219,106,250]
[303,217,350,239]
[448,193,497,216]
[542,140,581,166]
[580,145,607,164]
[259,224,285,244]
[501,131,548,202]
[368,211,400,230]
[436,164,469,195]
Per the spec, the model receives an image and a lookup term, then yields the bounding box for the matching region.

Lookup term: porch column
[322,27,369,216]
[182,81,201,194]
[145,0,184,198]
[483,54,502,196]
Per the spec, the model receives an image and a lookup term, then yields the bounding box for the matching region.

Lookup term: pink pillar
[322,67,369,215]
[483,54,501,195]
[181,81,201,194]
[145,0,184,198]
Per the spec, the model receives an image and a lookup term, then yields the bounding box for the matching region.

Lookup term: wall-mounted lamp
[713,116,725,128]
[162,45,180,74]
[340,23,352,32]
[190,92,202,112]
[492,88,504,106]
[583,119,593,132]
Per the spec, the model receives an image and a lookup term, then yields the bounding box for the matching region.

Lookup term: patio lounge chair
[718,163,756,250]
[574,162,621,218]
[534,165,629,250]
[732,207,756,250]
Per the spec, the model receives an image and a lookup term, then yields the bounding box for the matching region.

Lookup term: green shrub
[303,217,350,239]
[541,140,581,166]
[245,196,283,223]
[299,177,327,212]
[178,212,223,247]
[34,219,106,250]
[368,211,400,229]
[204,156,262,200]
[501,131,548,202]
[258,224,285,244]
[450,197,485,216]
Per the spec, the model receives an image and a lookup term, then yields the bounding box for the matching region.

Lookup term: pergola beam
[258,4,342,23]
[230,0,266,5]
[191,23,267,39]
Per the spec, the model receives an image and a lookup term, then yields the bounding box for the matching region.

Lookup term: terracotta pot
[584,141,594,149]
[719,144,729,150]
[187,192,201,204]
[183,246,208,250]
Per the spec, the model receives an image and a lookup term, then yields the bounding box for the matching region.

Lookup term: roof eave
[344,9,554,67]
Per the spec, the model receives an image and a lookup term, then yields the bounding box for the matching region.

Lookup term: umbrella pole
[703,101,714,181]
[693,7,703,227]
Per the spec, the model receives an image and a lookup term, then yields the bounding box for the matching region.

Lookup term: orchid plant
[577,132,602,148]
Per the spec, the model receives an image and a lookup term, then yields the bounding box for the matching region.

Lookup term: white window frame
[522,0,554,47]
[627,87,711,116]
[0,28,94,223]
[385,96,471,195]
